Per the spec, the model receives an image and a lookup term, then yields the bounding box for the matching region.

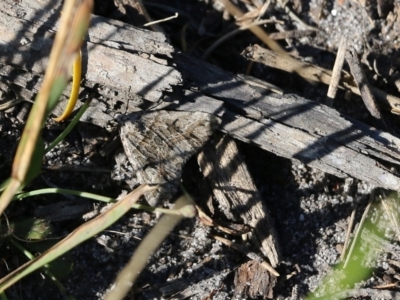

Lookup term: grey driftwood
[2,0,400,193]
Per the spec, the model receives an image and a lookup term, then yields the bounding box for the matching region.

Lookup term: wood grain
[198,133,280,267]
[119,110,219,205]
[2,0,400,192]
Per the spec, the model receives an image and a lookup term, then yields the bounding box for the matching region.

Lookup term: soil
[2,0,400,299]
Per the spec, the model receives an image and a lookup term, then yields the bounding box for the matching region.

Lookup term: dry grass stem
[343,192,374,269]
[327,36,347,103]
[340,206,357,261]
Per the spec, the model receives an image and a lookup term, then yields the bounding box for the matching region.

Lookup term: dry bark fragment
[234,260,276,299]
[119,110,220,205]
[198,133,280,267]
[345,47,387,129]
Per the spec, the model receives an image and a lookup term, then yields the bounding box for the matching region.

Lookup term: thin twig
[269,29,316,40]
[327,36,347,104]
[340,205,357,261]
[212,235,280,277]
[243,45,400,111]
[144,13,178,27]
[202,19,278,60]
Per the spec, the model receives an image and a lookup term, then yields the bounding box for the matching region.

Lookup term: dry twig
[242,44,400,112]
[345,48,387,129]
[327,36,347,104]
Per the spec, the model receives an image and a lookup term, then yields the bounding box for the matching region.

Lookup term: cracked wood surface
[119,110,220,206]
[198,133,280,267]
[2,0,400,191]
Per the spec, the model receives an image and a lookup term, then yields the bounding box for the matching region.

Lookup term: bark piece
[234,260,276,299]
[198,133,280,267]
[119,110,220,205]
[345,47,387,129]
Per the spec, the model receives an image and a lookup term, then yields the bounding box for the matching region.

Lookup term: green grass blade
[0,184,155,292]
[45,91,93,154]
[9,240,70,296]
[13,188,191,216]
[0,0,93,216]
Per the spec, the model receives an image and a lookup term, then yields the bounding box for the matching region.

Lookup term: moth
[117,110,220,205]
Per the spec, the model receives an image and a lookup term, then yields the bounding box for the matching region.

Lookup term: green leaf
[46,77,68,116]
[23,135,45,186]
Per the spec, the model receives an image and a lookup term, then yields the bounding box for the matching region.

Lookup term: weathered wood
[242,44,400,112]
[346,47,386,128]
[119,110,219,206]
[198,133,280,267]
[2,0,400,191]
[0,0,179,103]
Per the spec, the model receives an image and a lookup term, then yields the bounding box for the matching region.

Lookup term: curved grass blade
[53,50,82,122]
[45,95,93,154]
[13,188,193,216]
